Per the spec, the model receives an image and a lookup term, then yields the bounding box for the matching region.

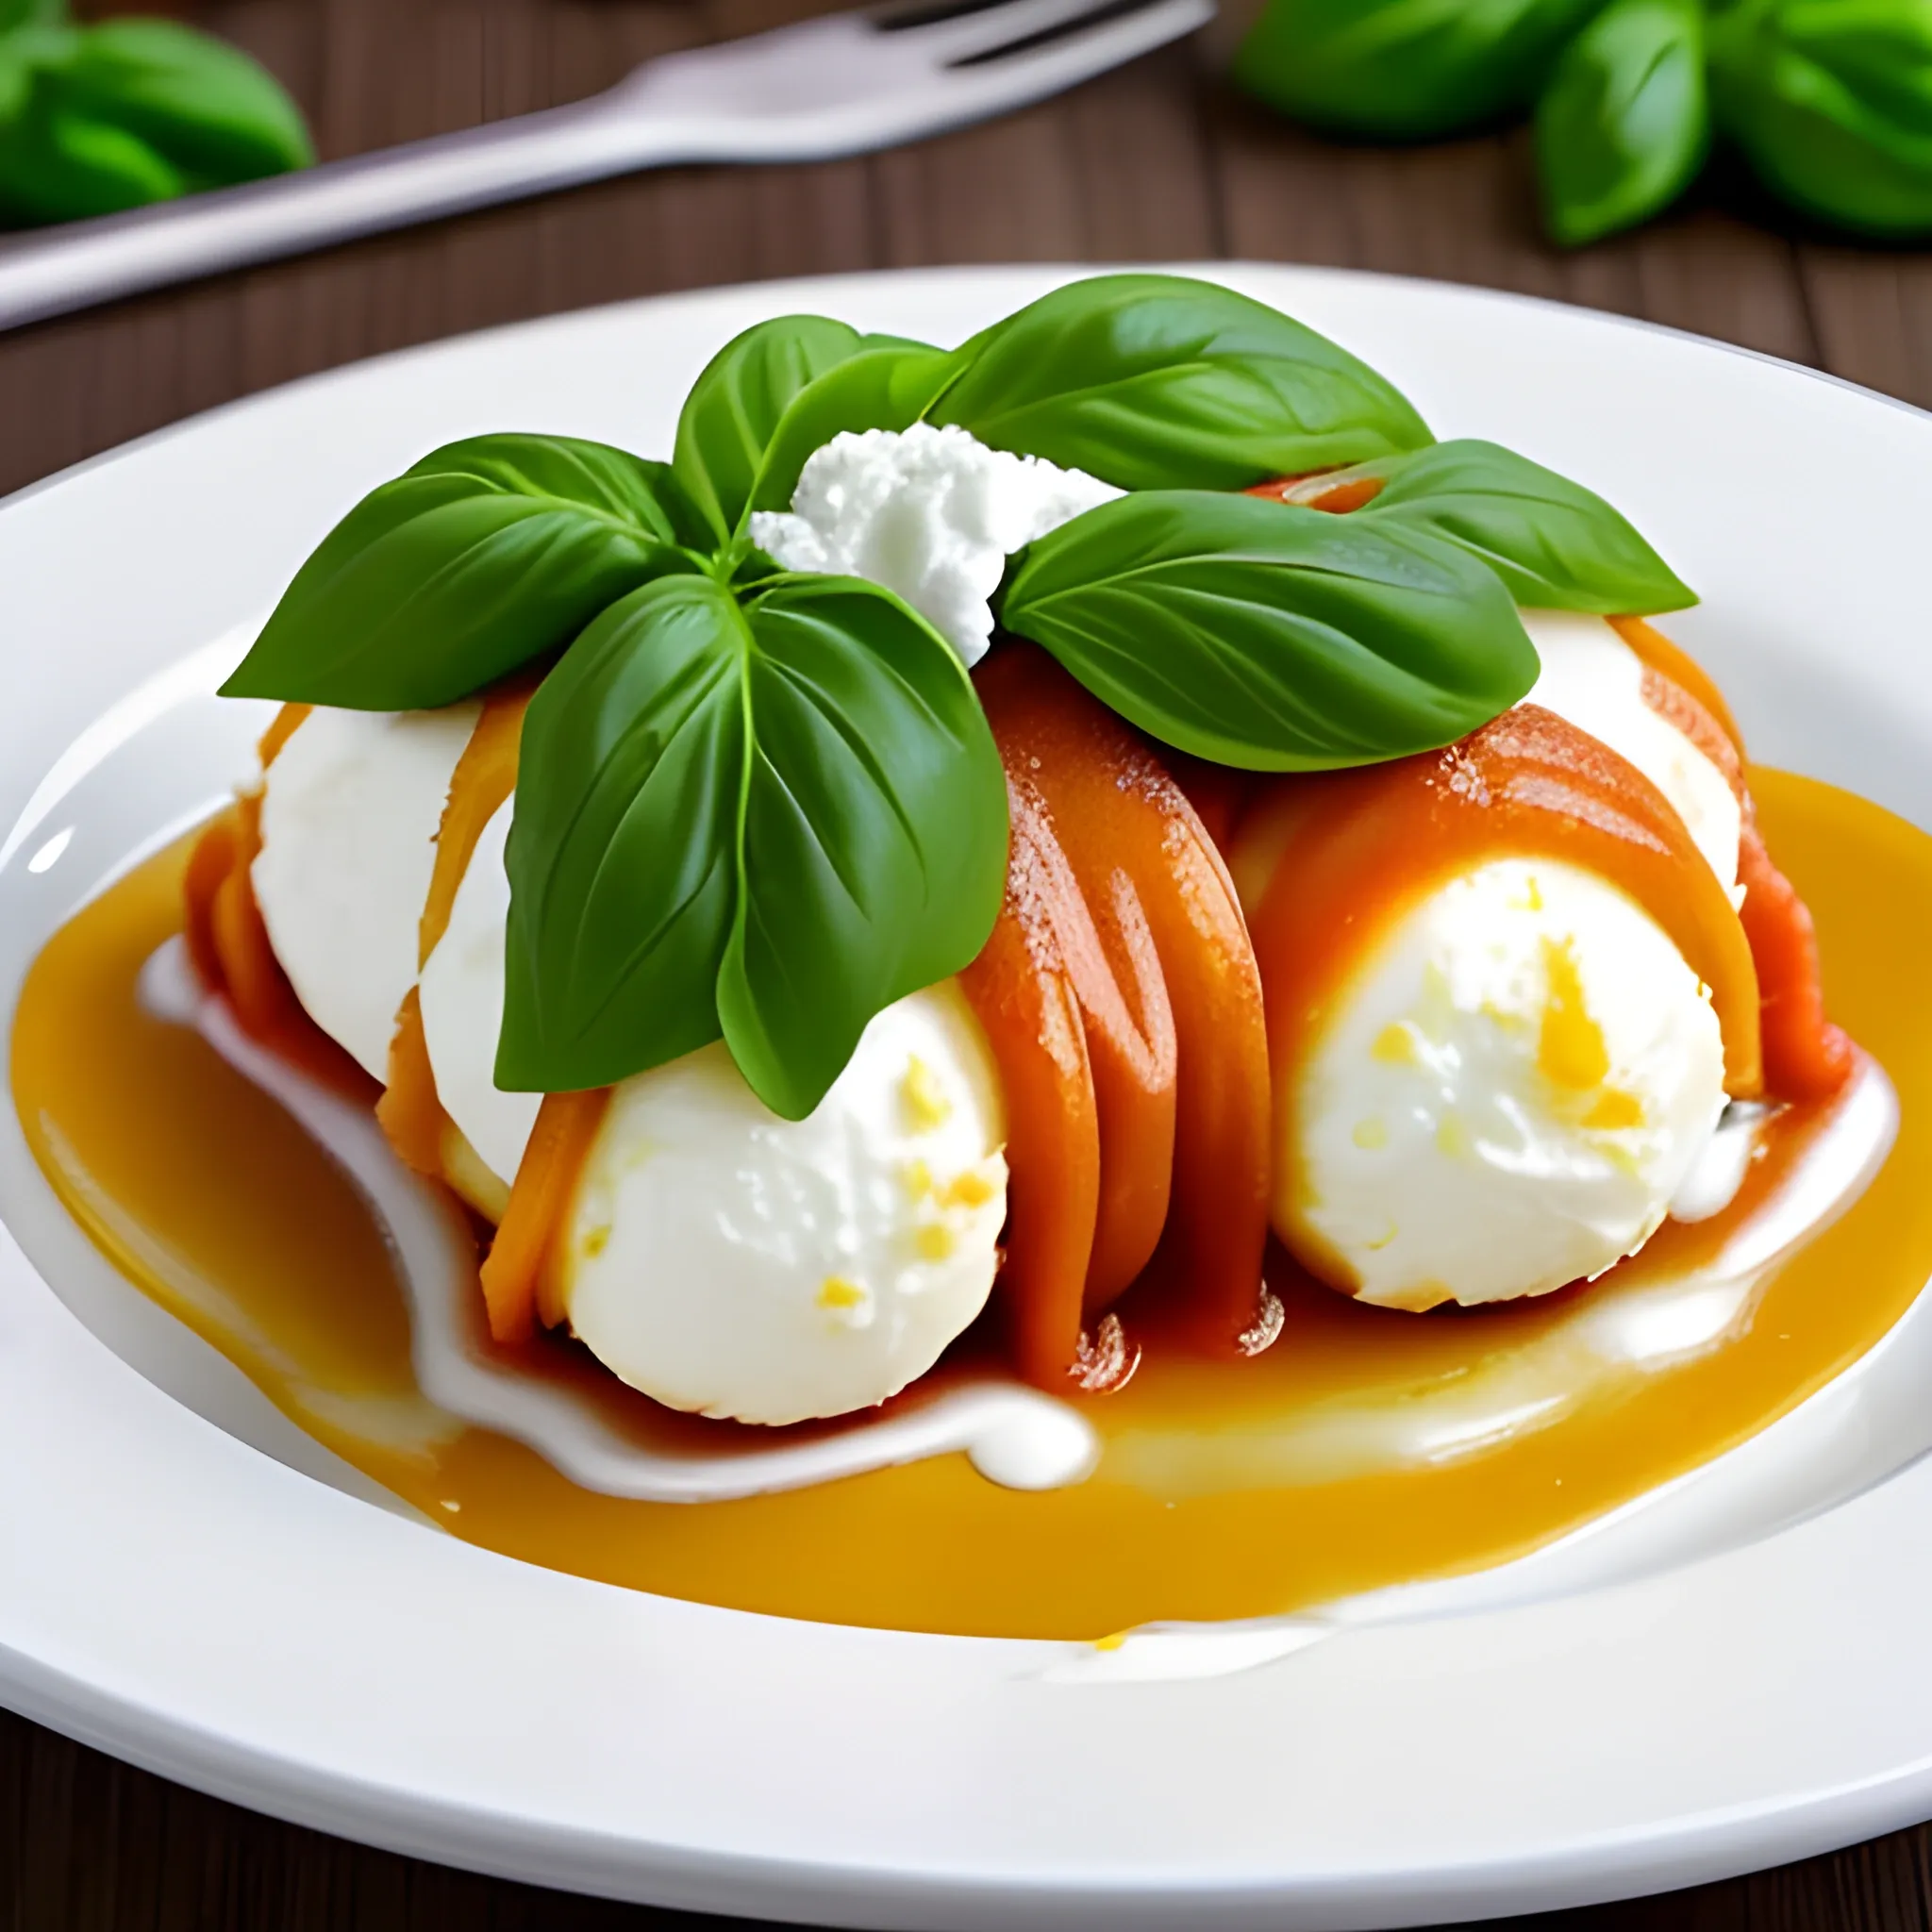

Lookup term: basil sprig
[497,575,1007,1118]
[0,7,310,227]
[1334,438,1695,612]
[1708,0,1932,237]
[224,436,708,712]
[1537,0,1708,246]
[228,276,1691,1113]
[1238,0,1932,243]
[932,274,1432,490]
[999,491,1540,771]
[1232,0,1605,141]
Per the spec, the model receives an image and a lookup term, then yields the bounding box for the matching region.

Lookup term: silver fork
[0,0,1211,335]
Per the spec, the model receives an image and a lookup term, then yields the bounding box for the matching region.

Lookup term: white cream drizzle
[1669,1099,1771,1224]
[139,938,1099,1501]
[139,936,1902,1654]
[1051,1056,1901,1682]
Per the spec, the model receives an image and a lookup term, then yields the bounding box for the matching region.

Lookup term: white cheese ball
[252,703,477,1080]
[418,799,541,1190]
[748,423,1120,666]
[1520,611,1741,900]
[1287,858,1726,1310]
[558,982,1008,1425]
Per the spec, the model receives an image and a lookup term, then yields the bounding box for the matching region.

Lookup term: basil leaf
[223,435,704,709]
[672,316,888,541]
[499,575,1007,1118]
[56,20,311,186]
[0,26,164,227]
[1344,438,1695,610]
[744,342,961,517]
[0,101,181,226]
[1708,0,1932,236]
[930,273,1432,491]
[1536,0,1708,244]
[1233,0,1605,140]
[0,17,308,225]
[0,0,64,32]
[999,491,1538,771]
[716,577,1008,1117]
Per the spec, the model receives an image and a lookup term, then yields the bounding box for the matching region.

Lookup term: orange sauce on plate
[12,769,1932,1640]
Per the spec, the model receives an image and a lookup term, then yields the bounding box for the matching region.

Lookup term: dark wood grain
[7,3,1932,1925]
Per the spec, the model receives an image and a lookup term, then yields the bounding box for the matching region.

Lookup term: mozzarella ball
[418,799,540,1191]
[1284,858,1726,1310]
[1521,611,1741,900]
[558,983,1008,1424]
[252,704,477,1080]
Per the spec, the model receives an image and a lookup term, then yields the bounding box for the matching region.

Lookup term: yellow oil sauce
[12,769,1932,1641]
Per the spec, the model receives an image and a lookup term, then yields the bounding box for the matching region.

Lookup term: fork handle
[0,92,713,336]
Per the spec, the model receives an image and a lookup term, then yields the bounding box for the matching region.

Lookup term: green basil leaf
[716,577,1008,1117]
[1338,438,1696,610]
[499,574,1007,1118]
[1708,0,1932,236]
[223,435,704,709]
[672,315,891,542]
[999,490,1537,771]
[1233,0,1605,140]
[498,577,743,1098]
[929,273,1432,491]
[60,20,309,184]
[1536,0,1708,244]
[0,0,64,32]
[744,342,961,517]
[0,25,161,227]
[0,101,180,225]
[0,18,308,225]
[0,24,67,124]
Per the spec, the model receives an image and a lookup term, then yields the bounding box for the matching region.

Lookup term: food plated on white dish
[5,264,1932,1925]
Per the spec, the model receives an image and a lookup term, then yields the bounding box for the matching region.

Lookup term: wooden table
[6,3,1932,1925]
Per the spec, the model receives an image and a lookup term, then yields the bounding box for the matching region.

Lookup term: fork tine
[869,0,1022,34]
[942,0,1202,67]
[932,0,1210,96]
[874,0,1176,64]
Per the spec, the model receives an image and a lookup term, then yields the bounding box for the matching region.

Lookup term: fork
[0,0,1211,335]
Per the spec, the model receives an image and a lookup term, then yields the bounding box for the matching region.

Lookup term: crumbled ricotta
[748,423,1121,666]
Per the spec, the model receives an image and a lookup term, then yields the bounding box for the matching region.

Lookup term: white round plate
[4,265,1932,1930]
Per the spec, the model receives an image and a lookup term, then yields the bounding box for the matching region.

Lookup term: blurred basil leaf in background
[1709,0,1932,236]
[1233,0,1607,140]
[0,0,64,30]
[0,12,310,226]
[0,27,180,222]
[1232,0,1932,243]
[1537,0,1708,243]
